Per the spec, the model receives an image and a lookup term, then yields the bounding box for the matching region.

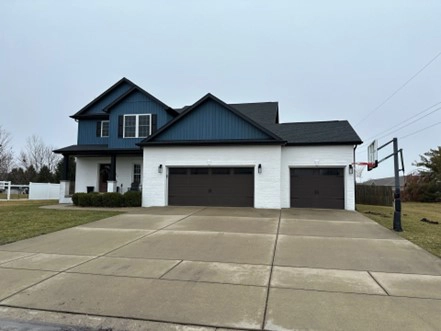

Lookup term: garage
[168,167,254,207]
[290,168,344,209]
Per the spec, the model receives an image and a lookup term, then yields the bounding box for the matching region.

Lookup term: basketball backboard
[367,140,378,171]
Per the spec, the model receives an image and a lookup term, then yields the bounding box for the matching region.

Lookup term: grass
[0,200,121,245]
[357,202,441,258]
[0,193,29,200]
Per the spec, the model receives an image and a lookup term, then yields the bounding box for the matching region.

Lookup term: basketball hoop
[352,161,378,171]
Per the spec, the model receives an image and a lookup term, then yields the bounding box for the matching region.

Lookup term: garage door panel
[290,168,344,209]
[169,168,254,207]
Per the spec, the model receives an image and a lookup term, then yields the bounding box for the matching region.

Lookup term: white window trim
[101,120,109,137]
[123,114,152,138]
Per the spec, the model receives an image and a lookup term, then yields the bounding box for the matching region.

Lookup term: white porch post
[107,181,117,193]
[59,180,72,203]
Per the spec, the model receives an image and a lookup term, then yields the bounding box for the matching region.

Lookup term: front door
[99,164,111,192]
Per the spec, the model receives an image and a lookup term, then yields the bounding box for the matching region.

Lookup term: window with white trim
[133,164,141,183]
[123,114,151,138]
[101,121,109,137]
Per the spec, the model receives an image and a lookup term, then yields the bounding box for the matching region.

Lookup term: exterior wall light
[258,164,262,174]
[348,164,354,174]
[158,164,163,174]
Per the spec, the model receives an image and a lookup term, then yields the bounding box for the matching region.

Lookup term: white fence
[29,182,60,200]
[0,181,60,200]
[0,181,29,200]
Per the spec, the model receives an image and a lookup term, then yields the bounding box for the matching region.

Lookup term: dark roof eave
[70,114,110,120]
[285,141,363,146]
[53,145,142,155]
[139,140,286,147]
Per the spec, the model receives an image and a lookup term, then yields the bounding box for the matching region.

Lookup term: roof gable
[140,94,284,145]
[71,77,177,119]
[71,78,134,119]
[103,85,177,117]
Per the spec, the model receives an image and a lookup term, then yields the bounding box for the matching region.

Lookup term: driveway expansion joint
[158,260,183,279]
[261,209,282,330]
[367,271,390,296]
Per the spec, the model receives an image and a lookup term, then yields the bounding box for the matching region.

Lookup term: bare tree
[0,126,14,180]
[19,135,61,173]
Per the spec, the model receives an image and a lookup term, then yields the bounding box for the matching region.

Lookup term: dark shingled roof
[53,145,141,155]
[201,101,361,145]
[174,102,279,125]
[230,102,279,125]
[266,121,362,145]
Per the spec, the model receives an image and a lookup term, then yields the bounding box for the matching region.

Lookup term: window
[169,168,187,175]
[133,164,141,183]
[101,121,109,137]
[123,114,151,138]
[190,168,209,175]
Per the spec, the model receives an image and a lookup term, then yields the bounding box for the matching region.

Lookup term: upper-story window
[123,114,151,138]
[101,121,109,137]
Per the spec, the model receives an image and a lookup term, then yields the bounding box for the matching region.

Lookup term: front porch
[55,146,143,204]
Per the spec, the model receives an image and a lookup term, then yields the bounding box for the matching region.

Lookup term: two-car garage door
[167,166,344,209]
[168,167,254,207]
[290,168,344,209]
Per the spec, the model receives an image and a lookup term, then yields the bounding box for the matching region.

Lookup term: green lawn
[0,193,29,199]
[0,200,121,245]
[357,202,441,258]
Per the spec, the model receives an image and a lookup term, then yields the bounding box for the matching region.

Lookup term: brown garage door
[290,168,344,209]
[168,167,254,207]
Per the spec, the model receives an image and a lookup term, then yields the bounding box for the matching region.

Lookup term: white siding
[75,156,143,193]
[280,145,355,210]
[142,146,282,209]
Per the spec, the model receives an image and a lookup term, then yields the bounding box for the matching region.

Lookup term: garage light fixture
[158,164,163,173]
[258,164,262,174]
[348,164,354,174]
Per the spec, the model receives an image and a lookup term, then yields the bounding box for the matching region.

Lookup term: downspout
[353,145,357,209]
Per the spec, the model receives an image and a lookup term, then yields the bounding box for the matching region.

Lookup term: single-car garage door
[290,168,344,209]
[168,167,254,207]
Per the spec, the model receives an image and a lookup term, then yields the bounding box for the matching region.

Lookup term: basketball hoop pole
[377,137,403,232]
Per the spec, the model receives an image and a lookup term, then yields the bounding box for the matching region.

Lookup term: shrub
[89,192,103,207]
[101,192,124,207]
[77,193,92,207]
[71,193,80,206]
[124,191,142,207]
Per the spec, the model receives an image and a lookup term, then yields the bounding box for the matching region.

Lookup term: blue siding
[77,119,109,145]
[82,82,132,115]
[155,99,271,141]
[108,90,173,148]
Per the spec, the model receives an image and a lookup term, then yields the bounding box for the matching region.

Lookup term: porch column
[59,154,72,203]
[107,154,117,193]
[61,154,69,181]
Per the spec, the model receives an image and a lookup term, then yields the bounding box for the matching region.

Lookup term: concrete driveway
[1,207,441,330]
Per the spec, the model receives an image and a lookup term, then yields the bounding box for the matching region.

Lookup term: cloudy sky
[1,0,440,180]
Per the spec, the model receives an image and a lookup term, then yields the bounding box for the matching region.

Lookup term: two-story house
[55,78,362,210]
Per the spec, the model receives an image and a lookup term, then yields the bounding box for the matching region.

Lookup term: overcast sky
[1,0,440,180]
